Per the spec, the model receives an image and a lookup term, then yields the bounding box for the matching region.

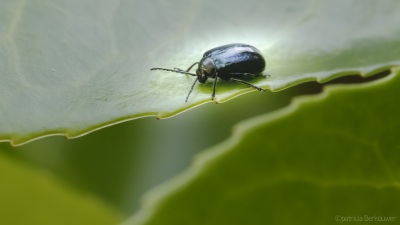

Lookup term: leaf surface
[1,0,399,145]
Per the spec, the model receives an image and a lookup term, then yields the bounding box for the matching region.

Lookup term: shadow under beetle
[151,43,269,102]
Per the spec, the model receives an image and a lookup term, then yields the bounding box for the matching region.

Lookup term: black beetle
[151,43,269,102]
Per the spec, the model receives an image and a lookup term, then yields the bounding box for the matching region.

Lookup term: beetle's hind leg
[228,72,271,79]
[229,78,265,91]
[260,73,271,79]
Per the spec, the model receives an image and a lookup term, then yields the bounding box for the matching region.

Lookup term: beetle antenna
[185,78,198,102]
[150,68,197,76]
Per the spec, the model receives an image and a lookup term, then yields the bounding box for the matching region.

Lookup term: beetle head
[196,57,216,83]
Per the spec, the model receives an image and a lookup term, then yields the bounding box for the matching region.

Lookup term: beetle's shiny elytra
[151,43,269,102]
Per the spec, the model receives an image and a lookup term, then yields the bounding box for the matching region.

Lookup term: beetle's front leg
[185,62,199,72]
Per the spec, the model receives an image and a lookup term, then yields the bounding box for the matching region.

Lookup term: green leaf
[0,151,123,225]
[125,68,400,225]
[1,0,400,145]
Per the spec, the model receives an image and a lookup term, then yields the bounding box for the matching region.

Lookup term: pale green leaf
[1,0,399,145]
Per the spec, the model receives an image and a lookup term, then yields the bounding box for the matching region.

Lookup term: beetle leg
[230,78,265,91]
[227,73,271,79]
[185,78,198,102]
[261,73,272,79]
[211,75,218,100]
[186,62,199,72]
